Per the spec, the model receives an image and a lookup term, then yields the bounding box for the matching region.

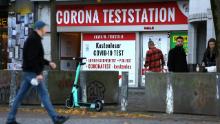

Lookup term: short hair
[148,41,154,45]
[176,36,184,41]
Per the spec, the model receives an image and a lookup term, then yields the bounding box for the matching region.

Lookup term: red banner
[83,33,136,41]
[56,2,188,26]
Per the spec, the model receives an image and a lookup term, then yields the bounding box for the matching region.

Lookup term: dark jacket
[167,46,188,72]
[22,31,49,75]
[202,51,216,67]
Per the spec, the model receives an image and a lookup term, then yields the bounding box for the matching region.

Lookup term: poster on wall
[14,45,19,59]
[82,33,136,86]
[170,32,188,53]
[142,32,169,85]
[7,12,34,70]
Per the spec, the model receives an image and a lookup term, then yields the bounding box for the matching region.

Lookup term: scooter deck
[73,102,96,109]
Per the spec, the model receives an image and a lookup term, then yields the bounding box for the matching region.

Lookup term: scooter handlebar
[72,57,87,63]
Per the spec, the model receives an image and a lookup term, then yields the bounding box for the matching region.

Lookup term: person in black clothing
[168,36,188,72]
[6,21,69,124]
[202,38,218,67]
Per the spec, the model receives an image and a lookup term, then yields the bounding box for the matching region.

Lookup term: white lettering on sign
[128,9,134,23]
[93,10,99,23]
[115,9,121,23]
[168,8,175,22]
[135,9,141,23]
[85,10,91,23]
[57,9,100,25]
[78,10,84,24]
[64,10,70,24]
[103,9,108,23]
[160,8,167,22]
[56,6,178,25]
[71,10,77,24]
[109,9,114,23]
[141,9,148,23]
[149,8,154,22]
[56,11,62,24]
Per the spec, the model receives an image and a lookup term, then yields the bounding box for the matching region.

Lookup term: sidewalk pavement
[0,105,220,124]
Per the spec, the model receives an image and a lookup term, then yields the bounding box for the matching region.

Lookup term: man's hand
[49,62,57,69]
[36,74,44,81]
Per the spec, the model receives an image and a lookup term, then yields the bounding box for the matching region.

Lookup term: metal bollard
[216,74,220,116]
[43,71,49,86]
[80,71,87,103]
[41,71,49,108]
[121,72,128,112]
[9,70,17,107]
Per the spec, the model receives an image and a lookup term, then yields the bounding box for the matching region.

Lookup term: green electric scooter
[65,57,104,112]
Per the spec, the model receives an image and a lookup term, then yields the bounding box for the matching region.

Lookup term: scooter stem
[74,63,81,85]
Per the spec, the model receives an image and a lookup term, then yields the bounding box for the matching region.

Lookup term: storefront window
[141,32,169,85]
[60,32,81,71]
[141,32,188,86]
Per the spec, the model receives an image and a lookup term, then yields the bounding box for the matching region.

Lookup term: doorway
[141,32,169,86]
[59,32,81,71]
[196,21,207,64]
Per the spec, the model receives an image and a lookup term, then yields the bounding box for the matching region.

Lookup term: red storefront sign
[56,2,188,26]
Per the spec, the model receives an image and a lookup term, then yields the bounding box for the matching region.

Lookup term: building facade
[7,0,216,87]
[35,0,189,87]
[4,0,190,87]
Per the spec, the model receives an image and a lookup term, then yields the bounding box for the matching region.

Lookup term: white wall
[37,3,51,61]
[37,3,51,30]
[189,0,211,15]
[42,34,51,61]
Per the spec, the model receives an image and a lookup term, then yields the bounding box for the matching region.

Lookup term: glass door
[141,32,169,86]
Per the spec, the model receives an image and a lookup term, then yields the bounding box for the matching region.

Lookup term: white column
[188,23,197,64]
[206,8,216,44]
[135,32,140,87]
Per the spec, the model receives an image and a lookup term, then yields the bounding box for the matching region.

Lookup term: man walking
[167,36,188,72]
[6,21,69,124]
[144,41,165,72]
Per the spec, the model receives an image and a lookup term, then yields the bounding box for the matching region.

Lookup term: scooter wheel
[65,98,72,108]
[95,100,103,112]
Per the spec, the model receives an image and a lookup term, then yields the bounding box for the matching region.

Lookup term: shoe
[6,121,20,124]
[54,115,70,124]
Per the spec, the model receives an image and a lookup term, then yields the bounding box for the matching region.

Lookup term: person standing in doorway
[6,21,69,124]
[144,41,165,72]
[167,36,188,72]
[202,38,218,67]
